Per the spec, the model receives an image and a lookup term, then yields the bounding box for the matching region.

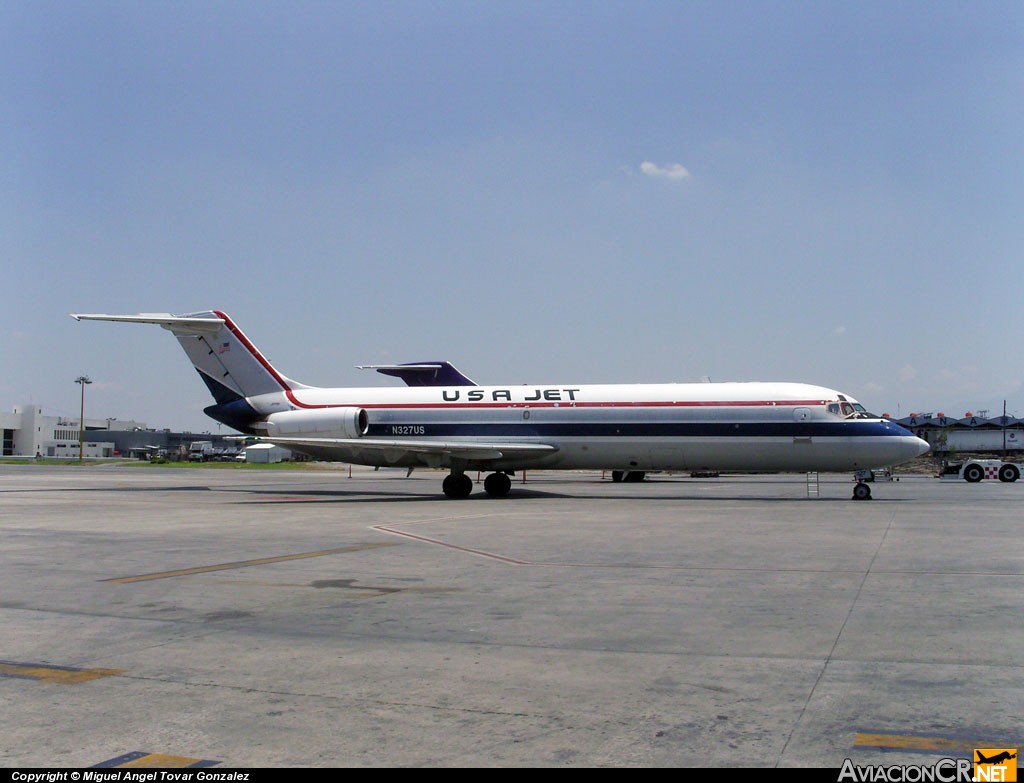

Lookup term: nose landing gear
[852,482,872,501]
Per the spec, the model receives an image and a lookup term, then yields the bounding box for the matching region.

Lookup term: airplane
[976,752,1016,765]
[70,310,929,500]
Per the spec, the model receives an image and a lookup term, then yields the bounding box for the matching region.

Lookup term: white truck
[939,459,1020,483]
[188,440,216,462]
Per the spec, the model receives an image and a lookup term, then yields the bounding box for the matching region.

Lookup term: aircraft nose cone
[887,422,930,462]
[900,435,930,461]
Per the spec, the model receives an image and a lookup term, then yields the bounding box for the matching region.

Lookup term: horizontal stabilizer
[70,313,224,335]
[71,310,309,401]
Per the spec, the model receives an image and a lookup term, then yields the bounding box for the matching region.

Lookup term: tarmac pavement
[0,464,1020,767]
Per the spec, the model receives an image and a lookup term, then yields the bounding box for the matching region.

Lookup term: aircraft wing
[259,436,556,463]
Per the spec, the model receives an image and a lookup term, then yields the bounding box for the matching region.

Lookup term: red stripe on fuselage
[282,400,830,411]
[214,309,306,403]
[210,313,833,412]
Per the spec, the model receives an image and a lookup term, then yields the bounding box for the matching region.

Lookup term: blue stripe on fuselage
[366,420,913,439]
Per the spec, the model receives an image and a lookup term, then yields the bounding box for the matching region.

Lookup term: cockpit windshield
[827,402,876,419]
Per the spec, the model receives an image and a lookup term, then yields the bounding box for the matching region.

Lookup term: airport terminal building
[0,404,230,459]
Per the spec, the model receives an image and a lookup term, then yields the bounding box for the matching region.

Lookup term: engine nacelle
[259,407,369,438]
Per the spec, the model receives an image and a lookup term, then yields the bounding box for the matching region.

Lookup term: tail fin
[70,309,310,403]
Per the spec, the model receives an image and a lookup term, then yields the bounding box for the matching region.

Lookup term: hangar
[894,412,1023,454]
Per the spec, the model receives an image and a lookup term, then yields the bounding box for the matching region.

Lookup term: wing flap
[261,437,556,462]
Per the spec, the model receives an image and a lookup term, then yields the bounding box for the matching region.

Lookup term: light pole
[75,376,92,461]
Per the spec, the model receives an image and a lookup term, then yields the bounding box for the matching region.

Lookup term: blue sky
[3,1,1022,431]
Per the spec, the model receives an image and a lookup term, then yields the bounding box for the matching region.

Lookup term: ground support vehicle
[940,459,1020,483]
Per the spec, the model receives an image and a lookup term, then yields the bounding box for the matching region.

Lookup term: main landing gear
[442,471,513,499]
[483,471,512,497]
[611,470,646,483]
[441,473,473,499]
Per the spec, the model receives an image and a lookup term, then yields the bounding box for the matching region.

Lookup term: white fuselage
[249,381,928,472]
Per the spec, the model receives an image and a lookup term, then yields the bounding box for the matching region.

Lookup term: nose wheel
[852,482,872,501]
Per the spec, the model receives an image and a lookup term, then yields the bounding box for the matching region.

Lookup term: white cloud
[834,326,846,335]
[937,366,981,394]
[899,364,918,383]
[639,161,690,180]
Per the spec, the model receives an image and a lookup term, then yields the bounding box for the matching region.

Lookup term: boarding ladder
[805,471,820,498]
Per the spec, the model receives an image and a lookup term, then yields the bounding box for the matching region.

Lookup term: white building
[0,405,147,458]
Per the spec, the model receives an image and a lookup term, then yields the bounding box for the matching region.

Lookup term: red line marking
[373,526,529,565]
